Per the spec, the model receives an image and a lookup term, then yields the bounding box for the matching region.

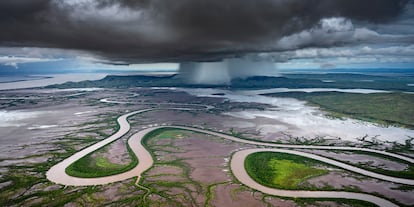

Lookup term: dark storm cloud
[0,0,410,63]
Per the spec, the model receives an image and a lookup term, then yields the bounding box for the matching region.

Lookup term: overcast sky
[0,0,413,71]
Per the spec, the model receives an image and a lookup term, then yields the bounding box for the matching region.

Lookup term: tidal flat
[0,87,413,206]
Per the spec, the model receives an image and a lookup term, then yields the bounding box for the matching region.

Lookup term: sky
[0,0,413,73]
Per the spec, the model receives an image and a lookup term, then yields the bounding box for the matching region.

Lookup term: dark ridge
[47,73,414,92]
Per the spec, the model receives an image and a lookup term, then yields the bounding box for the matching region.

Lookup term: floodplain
[1,74,414,206]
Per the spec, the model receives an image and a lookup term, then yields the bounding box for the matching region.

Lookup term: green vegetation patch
[156,130,188,139]
[267,159,326,188]
[245,152,328,189]
[66,141,138,178]
[141,127,187,145]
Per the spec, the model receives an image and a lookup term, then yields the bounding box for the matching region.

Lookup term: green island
[245,152,328,189]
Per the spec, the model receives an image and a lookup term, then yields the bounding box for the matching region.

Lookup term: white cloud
[54,0,144,22]
[0,56,59,68]
[320,17,354,32]
[274,17,391,51]
[292,45,414,59]
[52,0,176,42]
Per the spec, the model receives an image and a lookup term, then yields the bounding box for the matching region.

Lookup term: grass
[95,156,121,168]
[65,141,138,178]
[156,130,188,139]
[245,152,328,189]
[268,159,326,188]
[267,92,414,129]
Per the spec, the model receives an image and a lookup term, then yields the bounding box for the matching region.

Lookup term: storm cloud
[0,0,410,63]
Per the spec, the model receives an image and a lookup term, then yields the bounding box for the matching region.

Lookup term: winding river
[47,105,414,207]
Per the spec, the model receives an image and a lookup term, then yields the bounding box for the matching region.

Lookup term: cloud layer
[0,0,411,63]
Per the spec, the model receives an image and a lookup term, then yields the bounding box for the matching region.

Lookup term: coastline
[0,75,52,84]
[0,73,107,91]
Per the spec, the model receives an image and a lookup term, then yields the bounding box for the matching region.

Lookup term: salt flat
[182,88,414,143]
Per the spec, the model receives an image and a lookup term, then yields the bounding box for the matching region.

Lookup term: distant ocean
[0,73,107,90]
[280,68,414,75]
[0,75,50,83]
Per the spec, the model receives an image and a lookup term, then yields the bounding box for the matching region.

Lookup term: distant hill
[47,73,414,92]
